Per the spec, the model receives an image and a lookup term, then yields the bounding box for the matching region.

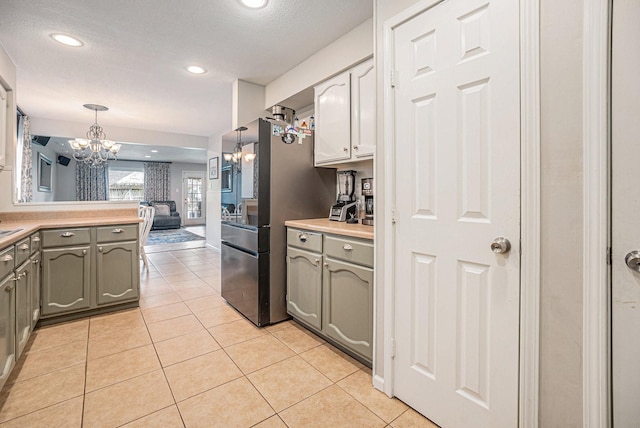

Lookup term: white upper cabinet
[350,59,375,159]
[314,58,375,166]
[314,72,351,165]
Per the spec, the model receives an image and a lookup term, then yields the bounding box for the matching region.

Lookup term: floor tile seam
[333,377,398,424]
[84,367,170,400]
[249,415,289,428]
[112,403,178,428]
[165,370,246,404]
[206,332,269,350]
[5,357,88,387]
[156,346,224,369]
[141,311,194,325]
[20,337,88,359]
[81,322,90,428]
[87,323,150,342]
[268,329,326,356]
[143,312,199,328]
[195,315,247,331]
[262,381,336,416]
[0,395,83,426]
[86,342,156,365]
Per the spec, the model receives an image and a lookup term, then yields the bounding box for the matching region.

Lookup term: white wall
[233,79,269,129]
[264,18,374,109]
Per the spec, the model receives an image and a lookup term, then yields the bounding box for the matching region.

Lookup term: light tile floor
[0,245,439,428]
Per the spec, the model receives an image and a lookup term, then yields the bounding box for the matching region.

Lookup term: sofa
[145,201,181,230]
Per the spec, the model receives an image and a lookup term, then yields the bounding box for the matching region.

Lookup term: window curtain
[143,162,171,201]
[76,163,109,201]
[17,115,33,202]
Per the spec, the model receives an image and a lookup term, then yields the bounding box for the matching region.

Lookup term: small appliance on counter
[329,170,358,222]
[362,177,374,226]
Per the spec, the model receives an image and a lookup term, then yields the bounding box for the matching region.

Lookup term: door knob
[490,237,511,254]
[625,251,640,272]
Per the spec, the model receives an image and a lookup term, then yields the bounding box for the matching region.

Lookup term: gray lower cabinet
[96,241,139,305]
[0,270,16,391]
[15,259,31,359]
[322,257,373,361]
[287,247,323,330]
[41,225,139,319]
[286,227,373,363]
[42,246,91,316]
[30,251,41,330]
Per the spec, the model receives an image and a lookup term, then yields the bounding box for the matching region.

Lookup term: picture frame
[209,157,219,180]
[38,153,52,192]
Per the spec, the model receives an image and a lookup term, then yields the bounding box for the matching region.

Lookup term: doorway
[182,171,206,226]
[611,0,639,425]
[385,0,522,426]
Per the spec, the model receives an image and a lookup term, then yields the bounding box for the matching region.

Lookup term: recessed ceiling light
[239,0,268,9]
[50,33,84,47]
[186,65,206,74]
[151,150,158,153]
[145,155,151,158]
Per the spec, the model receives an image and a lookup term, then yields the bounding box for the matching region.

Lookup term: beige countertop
[0,215,142,248]
[285,218,374,240]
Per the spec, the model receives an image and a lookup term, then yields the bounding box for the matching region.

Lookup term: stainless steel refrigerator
[221,118,336,326]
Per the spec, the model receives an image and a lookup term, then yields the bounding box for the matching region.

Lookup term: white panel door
[182,172,205,226]
[612,1,640,425]
[392,1,521,427]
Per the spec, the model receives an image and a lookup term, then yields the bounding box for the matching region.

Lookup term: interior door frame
[583,0,611,426]
[378,1,541,426]
[182,170,206,226]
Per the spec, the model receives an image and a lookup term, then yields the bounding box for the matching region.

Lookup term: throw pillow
[155,204,170,216]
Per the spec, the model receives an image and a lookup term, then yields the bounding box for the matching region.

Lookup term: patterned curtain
[76,163,109,201]
[18,115,33,202]
[143,162,171,201]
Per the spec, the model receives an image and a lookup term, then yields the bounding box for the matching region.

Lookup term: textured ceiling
[0,0,372,138]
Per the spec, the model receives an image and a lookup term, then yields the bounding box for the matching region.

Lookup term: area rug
[146,228,205,246]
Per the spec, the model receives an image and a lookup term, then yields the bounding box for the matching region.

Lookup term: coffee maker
[362,178,374,226]
[329,170,358,222]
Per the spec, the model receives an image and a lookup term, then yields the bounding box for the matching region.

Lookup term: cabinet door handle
[343,147,349,152]
[5,284,14,292]
[315,258,320,265]
[353,145,359,150]
[32,236,41,242]
[60,232,75,238]
[82,249,87,255]
[112,228,124,233]
[32,259,39,265]
[99,247,103,252]
[18,244,29,251]
[1,254,13,262]
[324,262,329,268]
[298,233,308,243]
[343,244,353,251]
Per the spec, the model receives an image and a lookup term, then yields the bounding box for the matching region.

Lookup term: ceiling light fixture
[239,0,268,9]
[69,104,121,167]
[151,150,158,153]
[186,65,206,74]
[50,33,84,47]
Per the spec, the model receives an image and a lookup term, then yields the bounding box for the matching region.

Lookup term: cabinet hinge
[391,210,397,225]
[391,70,398,88]
[391,338,396,359]
[607,247,612,265]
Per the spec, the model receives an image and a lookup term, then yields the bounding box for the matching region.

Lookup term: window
[108,166,144,201]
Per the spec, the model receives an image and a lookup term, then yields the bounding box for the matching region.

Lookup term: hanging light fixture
[224,126,255,168]
[70,104,121,167]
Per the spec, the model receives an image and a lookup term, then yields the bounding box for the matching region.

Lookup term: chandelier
[224,126,256,170]
[69,104,121,167]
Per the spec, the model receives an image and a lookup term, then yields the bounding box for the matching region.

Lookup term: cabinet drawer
[41,228,91,248]
[97,224,138,243]
[324,235,373,268]
[0,246,14,279]
[30,233,41,254]
[15,238,30,267]
[287,229,322,253]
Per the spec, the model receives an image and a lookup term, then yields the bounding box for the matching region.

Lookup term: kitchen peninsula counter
[284,218,374,240]
[0,210,141,248]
